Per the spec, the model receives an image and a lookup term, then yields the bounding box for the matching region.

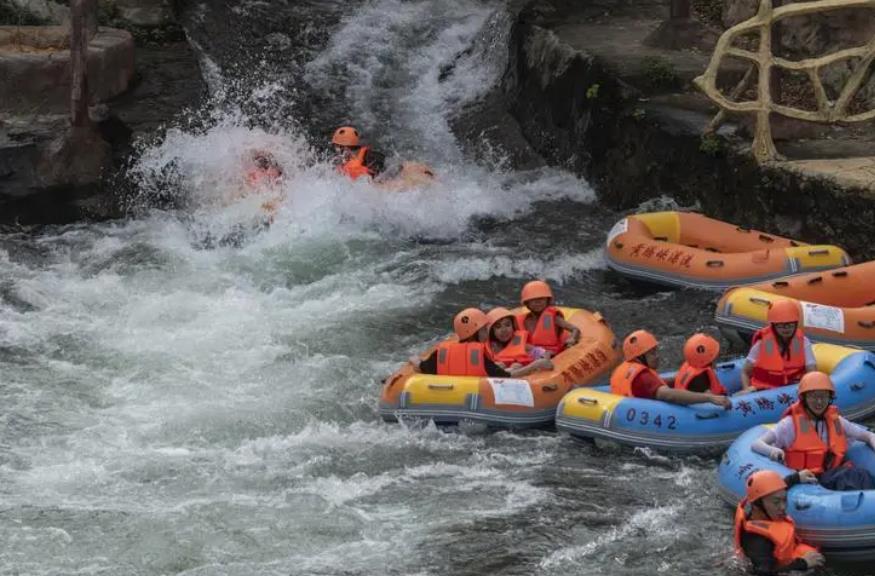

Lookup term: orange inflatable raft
[716,260,875,350]
[604,211,849,290]
[379,307,621,429]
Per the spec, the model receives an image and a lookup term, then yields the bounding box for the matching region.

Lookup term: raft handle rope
[695,411,722,420]
[749,297,772,307]
[859,321,875,329]
[832,270,849,278]
[542,383,559,392]
[808,249,831,256]
[851,382,867,391]
[807,276,824,285]
[772,280,789,288]
[758,233,775,243]
[653,236,668,242]
[706,260,725,268]
[428,383,455,390]
[736,226,751,233]
[577,397,599,405]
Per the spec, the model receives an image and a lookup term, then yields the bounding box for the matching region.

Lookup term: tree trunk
[70,0,90,127]
[670,0,691,19]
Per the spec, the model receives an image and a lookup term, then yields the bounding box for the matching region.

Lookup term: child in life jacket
[516,280,581,355]
[409,308,552,378]
[331,126,385,181]
[673,333,727,395]
[741,300,815,394]
[734,470,824,574]
[610,330,731,408]
[751,371,875,491]
[485,307,550,369]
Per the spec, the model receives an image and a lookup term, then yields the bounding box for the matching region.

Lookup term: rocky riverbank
[504,0,875,259]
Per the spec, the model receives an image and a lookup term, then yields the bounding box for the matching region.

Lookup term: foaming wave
[431,248,604,284]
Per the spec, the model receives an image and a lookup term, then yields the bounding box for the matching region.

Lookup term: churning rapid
[2,1,862,575]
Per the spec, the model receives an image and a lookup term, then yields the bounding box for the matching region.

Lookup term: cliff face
[504,0,875,259]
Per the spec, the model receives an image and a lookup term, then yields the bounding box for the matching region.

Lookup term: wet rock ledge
[505,0,875,260]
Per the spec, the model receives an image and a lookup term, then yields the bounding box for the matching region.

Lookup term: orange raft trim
[604,211,849,290]
[378,307,621,429]
[716,260,875,351]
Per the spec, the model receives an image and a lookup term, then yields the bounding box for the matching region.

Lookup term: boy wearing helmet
[516,280,581,355]
[409,308,553,378]
[751,371,875,490]
[734,470,824,574]
[610,330,731,408]
[741,300,815,394]
[485,307,551,368]
[331,126,386,180]
[674,333,727,395]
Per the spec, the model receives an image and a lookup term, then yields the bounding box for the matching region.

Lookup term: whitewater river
[1,1,870,574]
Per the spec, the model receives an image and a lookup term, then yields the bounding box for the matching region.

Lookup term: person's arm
[740,360,756,394]
[654,385,732,408]
[505,358,554,378]
[555,316,581,345]
[410,351,438,375]
[751,428,785,461]
[840,417,875,449]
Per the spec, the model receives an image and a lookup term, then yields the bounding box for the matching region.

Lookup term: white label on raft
[606,218,628,247]
[801,301,845,333]
[488,379,535,407]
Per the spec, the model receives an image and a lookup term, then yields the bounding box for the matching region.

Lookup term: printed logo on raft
[562,349,611,385]
[628,243,695,267]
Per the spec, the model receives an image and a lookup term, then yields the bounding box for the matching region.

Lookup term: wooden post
[70,0,90,127]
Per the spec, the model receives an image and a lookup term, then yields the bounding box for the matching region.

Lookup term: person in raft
[331,126,386,180]
[409,308,553,378]
[740,300,815,394]
[734,469,824,575]
[516,280,581,355]
[485,307,550,369]
[610,329,731,408]
[673,332,728,395]
[752,371,875,491]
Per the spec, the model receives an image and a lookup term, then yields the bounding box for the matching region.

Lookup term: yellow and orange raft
[716,260,875,351]
[379,307,621,429]
[604,211,849,290]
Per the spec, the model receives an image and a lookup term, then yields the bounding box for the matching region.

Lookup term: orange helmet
[486,307,516,330]
[683,333,720,369]
[453,308,488,340]
[745,470,787,503]
[332,126,360,147]
[623,330,658,362]
[520,280,553,304]
[768,300,800,324]
[798,371,835,396]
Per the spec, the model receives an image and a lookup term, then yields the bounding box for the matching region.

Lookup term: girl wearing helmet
[516,280,581,355]
[674,333,727,395]
[741,300,816,394]
[485,307,551,369]
[409,308,552,378]
[610,330,732,408]
[751,371,875,491]
[734,470,824,574]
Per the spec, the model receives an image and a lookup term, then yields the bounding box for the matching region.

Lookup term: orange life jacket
[488,330,533,366]
[733,502,817,566]
[339,146,373,180]
[517,307,564,354]
[674,363,727,395]
[750,327,807,390]
[436,342,488,377]
[610,361,664,397]
[783,402,847,474]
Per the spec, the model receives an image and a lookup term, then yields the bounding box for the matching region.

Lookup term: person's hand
[802,550,825,569]
[868,435,875,452]
[534,358,554,371]
[799,469,818,484]
[709,394,732,409]
[569,330,581,345]
[768,447,785,462]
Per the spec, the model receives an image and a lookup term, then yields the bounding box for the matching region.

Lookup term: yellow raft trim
[559,389,624,423]
[812,342,859,373]
[631,212,681,244]
[785,245,848,269]
[405,374,482,407]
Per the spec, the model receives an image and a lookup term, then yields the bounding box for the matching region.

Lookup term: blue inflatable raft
[718,424,875,560]
[555,343,875,451]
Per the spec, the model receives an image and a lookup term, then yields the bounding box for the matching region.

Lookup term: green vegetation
[0,0,48,25]
[585,83,600,100]
[642,56,679,90]
[699,133,724,156]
